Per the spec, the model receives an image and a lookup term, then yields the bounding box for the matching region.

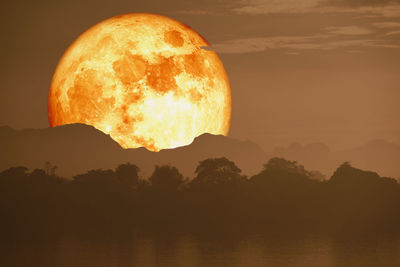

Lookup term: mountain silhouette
[0,124,267,178]
[272,140,400,179]
[0,124,122,177]
[3,124,398,179]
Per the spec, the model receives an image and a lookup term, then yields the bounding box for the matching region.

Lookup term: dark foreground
[1,232,400,267]
[1,157,400,266]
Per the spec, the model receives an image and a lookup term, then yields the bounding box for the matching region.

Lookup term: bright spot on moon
[48,13,231,151]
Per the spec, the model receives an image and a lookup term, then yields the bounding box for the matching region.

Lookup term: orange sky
[1,0,399,151]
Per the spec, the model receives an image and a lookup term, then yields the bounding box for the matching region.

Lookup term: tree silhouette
[251,157,312,184]
[191,157,246,188]
[0,157,400,237]
[0,166,28,179]
[326,161,400,232]
[329,161,390,186]
[187,157,247,228]
[149,165,184,191]
[115,163,140,188]
[45,161,58,176]
[247,157,324,228]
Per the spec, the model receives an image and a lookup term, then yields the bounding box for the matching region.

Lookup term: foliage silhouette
[149,165,184,191]
[0,157,399,238]
[115,163,140,188]
[191,157,246,190]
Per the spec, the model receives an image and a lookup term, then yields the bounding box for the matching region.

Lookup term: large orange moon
[48,13,231,151]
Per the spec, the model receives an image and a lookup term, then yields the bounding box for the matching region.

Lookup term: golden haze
[48,13,231,151]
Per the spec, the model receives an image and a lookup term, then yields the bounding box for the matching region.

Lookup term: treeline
[1,157,399,238]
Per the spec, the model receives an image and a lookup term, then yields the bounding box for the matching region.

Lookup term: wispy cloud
[328,0,400,7]
[363,5,400,18]
[204,35,324,54]
[232,0,321,15]
[181,0,400,54]
[231,0,400,17]
[205,34,400,54]
[178,0,400,18]
[177,10,213,15]
[372,21,400,28]
[385,30,400,35]
[325,26,373,35]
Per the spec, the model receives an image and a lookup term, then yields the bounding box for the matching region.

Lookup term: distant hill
[271,140,400,179]
[0,124,267,178]
[2,124,398,179]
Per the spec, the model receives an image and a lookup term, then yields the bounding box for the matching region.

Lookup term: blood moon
[48,13,231,151]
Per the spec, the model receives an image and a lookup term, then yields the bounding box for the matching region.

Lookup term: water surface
[1,232,400,267]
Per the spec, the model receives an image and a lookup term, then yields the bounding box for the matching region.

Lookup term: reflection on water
[1,233,400,267]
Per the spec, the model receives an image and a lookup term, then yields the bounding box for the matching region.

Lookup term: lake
[1,232,400,267]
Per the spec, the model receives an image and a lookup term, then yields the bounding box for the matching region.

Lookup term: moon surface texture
[48,13,231,151]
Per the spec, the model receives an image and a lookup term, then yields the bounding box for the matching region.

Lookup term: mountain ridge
[1,124,399,179]
[0,124,267,178]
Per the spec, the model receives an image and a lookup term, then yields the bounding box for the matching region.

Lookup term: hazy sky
[1,0,399,151]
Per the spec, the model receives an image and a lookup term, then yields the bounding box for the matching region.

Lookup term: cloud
[373,21,400,28]
[232,0,321,15]
[230,0,400,17]
[326,39,400,49]
[204,35,324,54]
[385,30,400,35]
[205,34,400,54]
[177,10,213,15]
[180,1,400,55]
[365,5,400,17]
[177,0,400,18]
[327,0,400,7]
[325,26,373,35]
